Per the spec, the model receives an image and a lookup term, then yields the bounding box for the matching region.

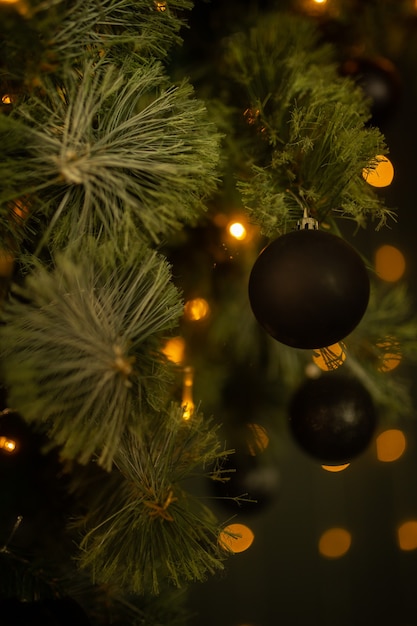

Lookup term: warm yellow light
[319,528,352,559]
[376,429,406,462]
[397,520,417,551]
[183,298,210,321]
[1,94,13,104]
[377,338,402,372]
[162,336,185,365]
[181,366,195,421]
[321,463,350,472]
[246,423,270,456]
[313,0,327,4]
[0,436,17,453]
[0,250,14,278]
[154,0,167,11]
[362,155,394,187]
[228,221,247,241]
[375,245,406,282]
[312,342,346,371]
[219,523,255,554]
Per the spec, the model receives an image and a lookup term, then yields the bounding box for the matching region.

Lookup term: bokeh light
[0,250,14,278]
[318,528,352,559]
[162,336,185,365]
[362,155,394,187]
[219,523,255,554]
[246,423,270,456]
[321,463,350,472]
[377,338,402,372]
[312,342,346,371]
[375,245,406,282]
[181,366,195,421]
[183,298,210,321]
[0,436,17,454]
[397,520,417,551]
[228,221,247,241]
[154,1,167,11]
[376,429,406,462]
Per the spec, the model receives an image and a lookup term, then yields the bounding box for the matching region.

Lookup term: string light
[183,298,210,321]
[154,1,167,11]
[321,463,350,472]
[362,155,394,187]
[397,521,417,551]
[0,436,17,453]
[162,336,185,365]
[376,429,406,462]
[312,342,346,371]
[318,527,352,559]
[228,221,247,241]
[375,245,406,282]
[218,523,255,553]
[181,366,195,421]
[377,337,402,372]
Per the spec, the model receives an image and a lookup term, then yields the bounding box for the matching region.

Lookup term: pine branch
[76,405,231,595]
[1,57,221,248]
[0,239,183,469]
[0,0,193,87]
[223,13,394,235]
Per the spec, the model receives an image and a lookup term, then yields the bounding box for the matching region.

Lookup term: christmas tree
[1,1,417,624]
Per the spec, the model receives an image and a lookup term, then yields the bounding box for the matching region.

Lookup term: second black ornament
[248,228,370,349]
[288,374,377,465]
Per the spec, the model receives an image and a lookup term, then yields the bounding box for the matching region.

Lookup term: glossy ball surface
[248,229,370,349]
[289,375,377,464]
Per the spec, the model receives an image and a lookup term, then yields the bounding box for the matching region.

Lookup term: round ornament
[288,374,377,464]
[341,57,401,125]
[248,229,370,349]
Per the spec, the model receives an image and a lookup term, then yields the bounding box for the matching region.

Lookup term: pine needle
[1,58,221,247]
[224,13,394,235]
[0,239,183,469]
[76,405,230,595]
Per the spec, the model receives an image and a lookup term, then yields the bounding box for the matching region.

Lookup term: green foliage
[77,405,231,595]
[1,58,221,249]
[0,239,183,469]
[0,0,192,86]
[223,13,394,235]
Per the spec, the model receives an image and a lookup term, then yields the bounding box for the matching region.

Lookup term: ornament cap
[297,207,318,231]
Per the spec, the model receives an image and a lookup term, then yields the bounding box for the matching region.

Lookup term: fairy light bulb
[228,221,247,241]
[362,155,394,187]
[162,336,185,365]
[154,1,167,10]
[0,436,17,453]
[181,366,195,421]
[184,298,210,321]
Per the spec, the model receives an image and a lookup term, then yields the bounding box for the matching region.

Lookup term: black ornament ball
[248,229,370,349]
[341,57,401,125]
[289,374,377,464]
